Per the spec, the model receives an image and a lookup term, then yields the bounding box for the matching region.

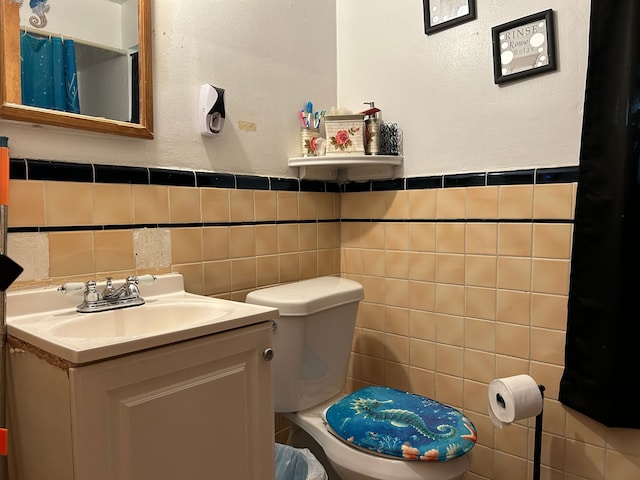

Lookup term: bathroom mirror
[0,0,153,139]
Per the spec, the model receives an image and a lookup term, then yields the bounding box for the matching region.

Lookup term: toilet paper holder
[533,385,545,480]
[495,384,545,480]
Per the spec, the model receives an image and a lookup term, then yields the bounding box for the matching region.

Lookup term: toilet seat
[286,396,472,480]
[324,386,476,462]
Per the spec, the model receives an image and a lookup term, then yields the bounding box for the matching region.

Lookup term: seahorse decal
[11,0,49,28]
[351,397,457,441]
[28,0,50,28]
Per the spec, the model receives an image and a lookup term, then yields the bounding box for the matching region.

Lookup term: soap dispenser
[363,101,381,155]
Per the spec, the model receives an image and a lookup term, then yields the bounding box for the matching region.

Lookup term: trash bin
[275,443,327,480]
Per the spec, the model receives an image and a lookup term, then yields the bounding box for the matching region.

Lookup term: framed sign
[423,0,476,35]
[491,9,557,84]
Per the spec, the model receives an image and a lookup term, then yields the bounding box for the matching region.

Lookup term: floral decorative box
[324,114,365,155]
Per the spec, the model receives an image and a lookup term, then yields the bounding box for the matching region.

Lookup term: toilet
[246,276,475,480]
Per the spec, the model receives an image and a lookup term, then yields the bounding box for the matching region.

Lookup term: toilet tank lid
[246,276,364,316]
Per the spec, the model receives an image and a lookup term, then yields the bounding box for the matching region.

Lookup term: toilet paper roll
[488,374,543,429]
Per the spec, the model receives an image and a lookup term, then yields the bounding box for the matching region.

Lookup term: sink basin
[6,274,279,364]
[48,300,228,339]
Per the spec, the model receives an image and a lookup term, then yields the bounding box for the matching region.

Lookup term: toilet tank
[246,276,364,413]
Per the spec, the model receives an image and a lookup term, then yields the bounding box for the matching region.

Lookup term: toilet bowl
[246,277,475,480]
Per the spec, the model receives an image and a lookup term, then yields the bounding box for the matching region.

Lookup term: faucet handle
[57,281,88,295]
[123,275,156,299]
[135,274,156,286]
[124,274,156,287]
[84,281,101,303]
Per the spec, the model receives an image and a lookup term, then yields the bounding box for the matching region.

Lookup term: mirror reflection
[19,0,138,122]
[0,0,153,139]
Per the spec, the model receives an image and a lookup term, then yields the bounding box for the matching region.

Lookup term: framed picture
[423,0,476,35]
[491,9,557,84]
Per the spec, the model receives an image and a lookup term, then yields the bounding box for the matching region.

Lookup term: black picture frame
[423,0,477,35]
[491,9,557,84]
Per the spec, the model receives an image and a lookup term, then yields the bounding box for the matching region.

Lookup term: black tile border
[9,158,26,180]
[95,164,150,185]
[149,168,196,187]
[8,215,572,234]
[8,157,579,193]
[236,175,270,191]
[27,159,94,182]
[488,169,535,185]
[406,175,442,190]
[325,182,341,193]
[270,177,300,191]
[536,166,580,184]
[196,172,235,189]
[342,181,372,193]
[444,172,486,188]
[300,179,329,193]
[341,166,578,192]
[372,178,405,191]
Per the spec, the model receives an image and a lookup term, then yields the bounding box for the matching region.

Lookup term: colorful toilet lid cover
[324,386,477,462]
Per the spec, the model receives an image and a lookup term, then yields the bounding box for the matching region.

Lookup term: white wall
[20,0,124,49]
[2,0,337,177]
[1,0,590,179]
[121,0,138,49]
[336,0,590,177]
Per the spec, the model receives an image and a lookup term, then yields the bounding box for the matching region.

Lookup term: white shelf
[288,155,403,168]
[288,155,403,181]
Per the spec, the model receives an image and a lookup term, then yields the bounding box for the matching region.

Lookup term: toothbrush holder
[300,127,324,157]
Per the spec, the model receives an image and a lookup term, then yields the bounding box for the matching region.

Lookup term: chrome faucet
[102,276,141,301]
[58,275,156,313]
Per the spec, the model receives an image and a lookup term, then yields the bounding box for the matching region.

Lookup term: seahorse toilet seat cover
[324,386,477,461]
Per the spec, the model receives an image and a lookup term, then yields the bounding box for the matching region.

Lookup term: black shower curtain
[559,0,640,428]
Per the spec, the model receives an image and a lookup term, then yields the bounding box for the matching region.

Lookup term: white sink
[6,274,278,364]
[47,300,229,338]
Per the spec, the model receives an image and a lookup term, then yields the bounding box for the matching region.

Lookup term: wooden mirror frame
[0,0,153,139]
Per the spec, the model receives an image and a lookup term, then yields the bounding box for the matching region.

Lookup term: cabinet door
[69,322,274,480]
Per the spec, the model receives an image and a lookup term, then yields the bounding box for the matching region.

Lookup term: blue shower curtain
[20,32,80,114]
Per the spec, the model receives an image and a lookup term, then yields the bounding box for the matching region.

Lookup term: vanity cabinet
[8,322,275,480]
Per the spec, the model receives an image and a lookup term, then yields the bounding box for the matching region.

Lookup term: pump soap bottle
[363,101,381,155]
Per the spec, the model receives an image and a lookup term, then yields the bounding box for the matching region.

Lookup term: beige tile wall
[7,177,640,479]
[7,180,341,300]
[341,183,640,480]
